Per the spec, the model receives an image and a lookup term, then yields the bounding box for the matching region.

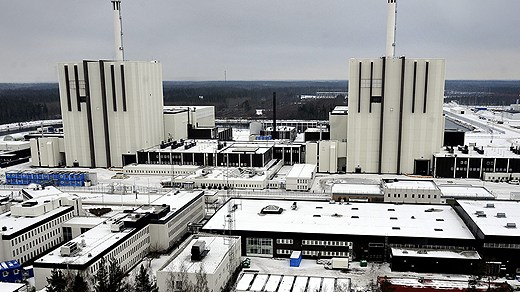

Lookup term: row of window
[483,242,520,249]
[387,193,438,199]
[125,169,194,175]
[88,227,150,275]
[276,239,293,245]
[389,243,473,250]
[302,250,348,257]
[302,240,351,247]
[11,211,72,246]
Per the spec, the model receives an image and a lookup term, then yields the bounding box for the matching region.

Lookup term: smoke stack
[111,0,124,61]
[272,92,277,139]
[386,0,397,58]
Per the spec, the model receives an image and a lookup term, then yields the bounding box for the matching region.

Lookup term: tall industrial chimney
[111,0,124,61]
[272,92,277,139]
[386,0,397,58]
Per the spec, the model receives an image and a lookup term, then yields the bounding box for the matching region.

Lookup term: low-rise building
[156,235,241,292]
[285,164,316,191]
[382,179,443,204]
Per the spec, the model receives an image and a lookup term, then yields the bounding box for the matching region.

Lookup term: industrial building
[382,179,443,204]
[156,235,241,292]
[284,164,316,191]
[0,191,83,264]
[202,199,476,262]
[454,200,520,275]
[346,0,445,175]
[32,189,206,289]
[433,145,520,179]
[57,60,164,168]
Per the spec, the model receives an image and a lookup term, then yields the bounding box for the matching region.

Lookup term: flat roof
[0,205,73,237]
[286,164,315,179]
[62,216,107,228]
[0,283,25,292]
[438,185,494,199]
[331,183,382,195]
[236,273,349,292]
[161,236,239,275]
[457,200,520,237]
[35,213,135,266]
[383,179,438,190]
[391,248,481,260]
[203,199,475,240]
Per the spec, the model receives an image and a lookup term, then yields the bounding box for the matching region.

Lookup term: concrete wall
[347,58,445,174]
[58,61,164,168]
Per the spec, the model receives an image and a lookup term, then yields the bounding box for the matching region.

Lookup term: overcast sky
[1,0,519,82]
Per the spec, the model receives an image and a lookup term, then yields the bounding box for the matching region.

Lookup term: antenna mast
[386,0,397,58]
[111,0,124,61]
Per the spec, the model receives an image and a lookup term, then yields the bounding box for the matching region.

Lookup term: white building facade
[347,58,445,174]
[57,60,164,168]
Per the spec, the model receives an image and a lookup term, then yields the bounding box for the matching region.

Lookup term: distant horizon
[1,79,520,85]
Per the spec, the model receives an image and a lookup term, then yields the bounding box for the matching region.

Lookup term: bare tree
[166,263,209,292]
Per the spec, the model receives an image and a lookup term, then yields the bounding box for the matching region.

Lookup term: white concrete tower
[111,0,124,61]
[386,0,397,58]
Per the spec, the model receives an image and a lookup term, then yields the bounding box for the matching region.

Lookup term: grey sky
[1,0,519,82]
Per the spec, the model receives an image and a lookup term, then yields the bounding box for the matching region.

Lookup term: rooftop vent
[477,213,487,218]
[313,214,321,217]
[390,217,398,220]
[331,213,343,217]
[316,206,323,209]
[496,213,506,218]
[506,223,517,228]
[402,250,408,254]
[388,208,395,212]
[191,240,209,261]
[434,228,443,232]
[485,203,495,208]
[392,227,400,230]
[475,210,484,215]
[60,241,79,257]
[417,250,428,254]
[260,205,284,214]
[436,218,444,222]
[351,215,359,219]
[351,207,359,210]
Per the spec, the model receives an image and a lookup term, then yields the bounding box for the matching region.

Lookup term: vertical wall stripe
[369,61,374,113]
[357,62,362,113]
[82,60,96,167]
[64,65,72,111]
[423,61,429,113]
[397,56,406,174]
[110,64,117,112]
[99,61,112,167]
[378,57,386,174]
[412,61,417,113]
[120,64,127,112]
[73,65,81,112]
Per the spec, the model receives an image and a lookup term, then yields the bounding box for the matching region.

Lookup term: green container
[360,260,368,267]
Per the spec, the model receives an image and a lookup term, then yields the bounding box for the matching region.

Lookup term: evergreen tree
[69,272,90,292]
[107,259,131,292]
[94,257,109,292]
[46,268,67,292]
[134,264,158,292]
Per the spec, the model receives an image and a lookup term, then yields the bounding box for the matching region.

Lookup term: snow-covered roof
[203,199,475,240]
[286,164,316,180]
[457,200,520,237]
[161,236,239,275]
[0,205,73,237]
[391,248,481,260]
[236,273,349,292]
[331,183,382,195]
[34,213,134,266]
[0,282,25,292]
[383,179,438,191]
[438,185,494,199]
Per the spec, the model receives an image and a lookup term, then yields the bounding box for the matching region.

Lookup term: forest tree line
[0,80,518,125]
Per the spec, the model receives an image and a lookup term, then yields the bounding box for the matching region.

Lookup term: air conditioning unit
[111,221,124,232]
[60,242,79,257]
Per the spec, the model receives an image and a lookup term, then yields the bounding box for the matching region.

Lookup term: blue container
[0,260,23,283]
[290,251,302,267]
